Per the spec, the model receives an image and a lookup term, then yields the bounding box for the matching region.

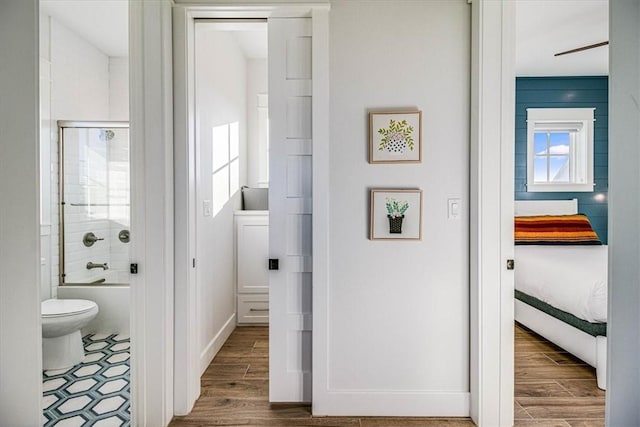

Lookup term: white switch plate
[203,200,212,217]
[448,198,461,219]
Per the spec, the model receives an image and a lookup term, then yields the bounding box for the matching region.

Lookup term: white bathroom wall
[40,14,53,301]
[317,0,471,415]
[246,58,267,188]
[109,57,130,121]
[195,26,248,371]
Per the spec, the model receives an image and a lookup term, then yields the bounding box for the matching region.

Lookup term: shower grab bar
[69,203,130,207]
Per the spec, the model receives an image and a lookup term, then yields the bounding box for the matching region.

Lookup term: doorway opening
[512,1,608,424]
[193,17,272,409]
[39,1,131,425]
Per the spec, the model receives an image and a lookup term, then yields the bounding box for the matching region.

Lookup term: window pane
[533,157,547,182]
[534,132,548,155]
[229,122,239,159]
[549,132,570,155]
[212,124,229,172]
[212,166,229,216]
[230,158,239,196]
[549,156,570,182]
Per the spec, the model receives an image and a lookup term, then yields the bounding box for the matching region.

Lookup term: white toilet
[41,299,99,370]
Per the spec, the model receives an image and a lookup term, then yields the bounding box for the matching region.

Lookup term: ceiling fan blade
[554,41,609,57]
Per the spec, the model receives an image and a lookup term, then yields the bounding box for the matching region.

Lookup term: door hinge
[506,259,515,270]
[130,263,138,274]
[193,258,196,268]
[269,258,279,271]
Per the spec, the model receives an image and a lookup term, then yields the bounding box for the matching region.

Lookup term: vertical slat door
[268,17,313,403]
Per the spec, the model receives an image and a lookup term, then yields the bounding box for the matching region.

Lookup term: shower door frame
[57,120,130,286]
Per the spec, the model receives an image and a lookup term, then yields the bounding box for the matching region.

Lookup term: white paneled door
[268,17,313,403]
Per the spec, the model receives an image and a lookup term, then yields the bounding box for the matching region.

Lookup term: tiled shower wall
[40,13,129,296]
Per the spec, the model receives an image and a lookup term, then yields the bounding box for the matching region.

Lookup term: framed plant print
[370,189,423,240]
[369,110,422,163]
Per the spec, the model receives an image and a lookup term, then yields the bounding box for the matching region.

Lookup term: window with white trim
[526,108,595,192]
[212,121,240,216]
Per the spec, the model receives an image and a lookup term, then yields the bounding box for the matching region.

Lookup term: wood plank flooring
[514,323,605,427]
[170,324,605,427]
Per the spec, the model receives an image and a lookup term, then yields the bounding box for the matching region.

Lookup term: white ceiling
[40,0,128,57]
[516,0,609,76]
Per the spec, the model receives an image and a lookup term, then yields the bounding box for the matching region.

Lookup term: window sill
[526,183,595,193]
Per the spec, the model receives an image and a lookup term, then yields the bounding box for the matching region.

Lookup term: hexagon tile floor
[42,333,130,427]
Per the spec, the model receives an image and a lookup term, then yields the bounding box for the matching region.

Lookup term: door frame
[469,1,515,426]
[172,2,331,414]
[130,1,175,425]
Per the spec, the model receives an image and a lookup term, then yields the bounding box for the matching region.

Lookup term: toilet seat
[42,299,98,318]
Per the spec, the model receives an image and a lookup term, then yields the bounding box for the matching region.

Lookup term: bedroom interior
[513,0,608,424]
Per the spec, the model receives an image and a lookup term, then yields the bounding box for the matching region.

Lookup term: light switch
[203,200,212,217]
[448,198,461,219]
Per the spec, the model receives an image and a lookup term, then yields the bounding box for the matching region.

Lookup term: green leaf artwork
[385,197,409,218]
[377,119,415,154]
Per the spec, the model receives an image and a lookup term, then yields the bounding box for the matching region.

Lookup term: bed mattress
[514,245,608,323]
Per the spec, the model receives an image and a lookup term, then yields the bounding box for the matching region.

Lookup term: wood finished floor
[514,323,605,427]
[169,324,604,427]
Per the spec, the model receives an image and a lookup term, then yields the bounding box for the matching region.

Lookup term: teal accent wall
[515,76,608,243]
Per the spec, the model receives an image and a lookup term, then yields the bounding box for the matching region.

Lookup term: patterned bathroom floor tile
[43,333,130,427]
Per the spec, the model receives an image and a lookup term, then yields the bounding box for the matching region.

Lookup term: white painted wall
[246,58,267,188]
[606,1,640,425]
[195,26,248,371]
[319,0,470,415]
[0,1,42,425]
[109,57,130,121]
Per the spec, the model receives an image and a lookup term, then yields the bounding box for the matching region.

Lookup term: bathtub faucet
[86,262,109,270]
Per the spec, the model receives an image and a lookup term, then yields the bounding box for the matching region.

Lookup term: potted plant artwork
[370,189,423,240]
[369,111,422,163]
[386,197,409,234]
[377,119,414,155]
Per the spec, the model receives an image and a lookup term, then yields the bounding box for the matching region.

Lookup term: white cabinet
[235,211,269,324]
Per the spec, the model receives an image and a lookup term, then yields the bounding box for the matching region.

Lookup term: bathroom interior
[39,1,131,425]
[38,3,269,426]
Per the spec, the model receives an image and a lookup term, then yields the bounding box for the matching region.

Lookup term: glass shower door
[59,122,130,285]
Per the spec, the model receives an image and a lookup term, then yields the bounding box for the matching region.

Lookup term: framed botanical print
[369,111,422,163]
[370,189,423,240]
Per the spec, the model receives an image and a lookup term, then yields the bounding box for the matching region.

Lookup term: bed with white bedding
[514,199,607,390]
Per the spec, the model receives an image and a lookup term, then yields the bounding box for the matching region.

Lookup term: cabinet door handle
[249,308,269,312]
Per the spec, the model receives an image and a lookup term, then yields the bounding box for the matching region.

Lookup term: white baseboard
[200,313,236,374]
[312,391,470,416]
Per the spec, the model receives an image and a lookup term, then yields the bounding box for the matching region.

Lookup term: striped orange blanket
[515,214,602,245]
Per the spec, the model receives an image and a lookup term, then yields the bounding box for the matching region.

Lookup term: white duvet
[515,245,608,323]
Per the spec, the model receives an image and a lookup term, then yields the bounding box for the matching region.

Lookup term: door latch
[506,259,515,270]
[269,259,279,271]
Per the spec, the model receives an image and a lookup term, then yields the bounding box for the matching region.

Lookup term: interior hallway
[169,325,604,426]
